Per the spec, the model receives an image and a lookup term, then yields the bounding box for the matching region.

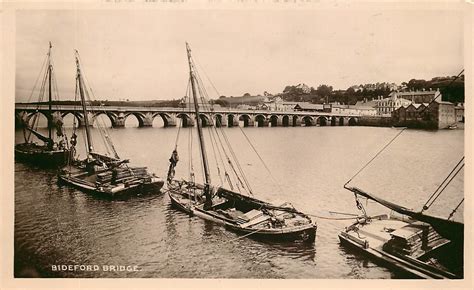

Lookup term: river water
[14,123,464,278]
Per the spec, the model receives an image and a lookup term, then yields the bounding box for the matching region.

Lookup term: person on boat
[111,168,118,185]
[167,149,179,183]
[70,133,77,147]
[47,139,54,150]
[57,139,65,150]
[85,159,96,174]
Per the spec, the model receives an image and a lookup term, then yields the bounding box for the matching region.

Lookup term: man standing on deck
[167,149,179,183]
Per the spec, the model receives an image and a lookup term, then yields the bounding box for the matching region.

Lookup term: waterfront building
[455,104,465,122]
[374,94,412,116]
[281,101,300,111]
[404,103,427,121]
[355,98,378,108]
[392,99,457,129]
[330,103,377,116]
[294,103,324,112]
[295,83,311,94]
[390,89,441,103]
[257,97,303,111]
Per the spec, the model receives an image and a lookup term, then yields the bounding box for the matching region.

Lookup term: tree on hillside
[315,84,333,97]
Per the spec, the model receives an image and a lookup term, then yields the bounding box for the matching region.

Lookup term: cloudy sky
[15,5,464,102]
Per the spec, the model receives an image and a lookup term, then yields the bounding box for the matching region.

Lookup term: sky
[15,6,464,102]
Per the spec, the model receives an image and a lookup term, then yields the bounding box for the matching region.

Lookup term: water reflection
[14,127,464,278]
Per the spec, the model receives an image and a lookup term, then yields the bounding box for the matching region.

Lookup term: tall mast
[186,43,212,191]
[47,42,53,144]
[75,51,93,155]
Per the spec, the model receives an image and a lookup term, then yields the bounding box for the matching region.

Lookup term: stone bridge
[15,104,361,128]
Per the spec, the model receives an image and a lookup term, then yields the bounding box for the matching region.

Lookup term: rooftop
[294,103,324,110]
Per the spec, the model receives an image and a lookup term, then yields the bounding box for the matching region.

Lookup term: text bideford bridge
[15,104,366,128]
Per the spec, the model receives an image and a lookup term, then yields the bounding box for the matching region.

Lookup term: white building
[374,94,412,116]
[331,104,377,116]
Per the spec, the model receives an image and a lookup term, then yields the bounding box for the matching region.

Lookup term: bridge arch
[339,117,345,126]
[255,114,267,127]
[282,115,290,127]
[152,113,173,127]
[92,112,116,128]
[317,116,327,126]
[15,111,29,128]
[292,115,301,127]
[227,114,236,127]
[124,112,146,127]
[269,115,279,127]
[176,113,193,127]
[213,114,223,127]
[61,111,83,127]
[199,114,211,127]
[238,114,252,127]
[348,117,358,126]
[302,116,315,126]
[26,111,50,128]
[330,116,337,126]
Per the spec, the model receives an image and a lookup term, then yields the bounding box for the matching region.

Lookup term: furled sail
[52,112,64,137]
[346,186,464,244]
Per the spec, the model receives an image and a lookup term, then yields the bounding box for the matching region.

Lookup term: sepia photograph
[2,0,471,285]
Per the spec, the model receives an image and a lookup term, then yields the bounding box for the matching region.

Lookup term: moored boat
[339,182,463,278]
[166,43,316,243]
[168,181,316,242]
[15,42,70,168]
[58,51,164,198]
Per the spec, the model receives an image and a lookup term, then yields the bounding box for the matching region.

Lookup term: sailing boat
[166,43,316,243]
[15,42,70,167]
[339,160,464,278]
[58,50,164,198]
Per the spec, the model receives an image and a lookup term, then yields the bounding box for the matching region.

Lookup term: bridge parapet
[15,104,376,128]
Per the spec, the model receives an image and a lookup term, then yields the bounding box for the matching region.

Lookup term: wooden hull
[196,207,317,242]
[169,191,194,214]
[15,143,69,168]
[58,169,164,199]
[338,216,461,279]
[168,189,317,243]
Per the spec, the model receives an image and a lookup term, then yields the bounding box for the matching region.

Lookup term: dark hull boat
[339,214,461,279]
[165,43,316,243]
[58,51,164,198]
[168,181,316,243]
[339,186,463,279]
[59,169,163,198]
[15,143,68,168]
[59,159,164,198]
[15,43,70,168]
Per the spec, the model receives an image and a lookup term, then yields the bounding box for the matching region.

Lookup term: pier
[15,104,379,128]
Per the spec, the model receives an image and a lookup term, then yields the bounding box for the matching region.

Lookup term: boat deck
[339,215,459,279]
[349,218,408,249]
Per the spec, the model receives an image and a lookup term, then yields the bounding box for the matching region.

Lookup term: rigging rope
[22,50,49,143]
[344,68,464,190]
[417,69,464,115]
[189,55,253,195]
[193,55,287,196]
[344,127,407,187]
[422,157,464,212]
[207,127,224,186]
[448,198,464,220]
[25,53,49,105]
[173,79,190,149]
[27,63,50,142]
[237,126,284,195]
[77,52,120,160]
